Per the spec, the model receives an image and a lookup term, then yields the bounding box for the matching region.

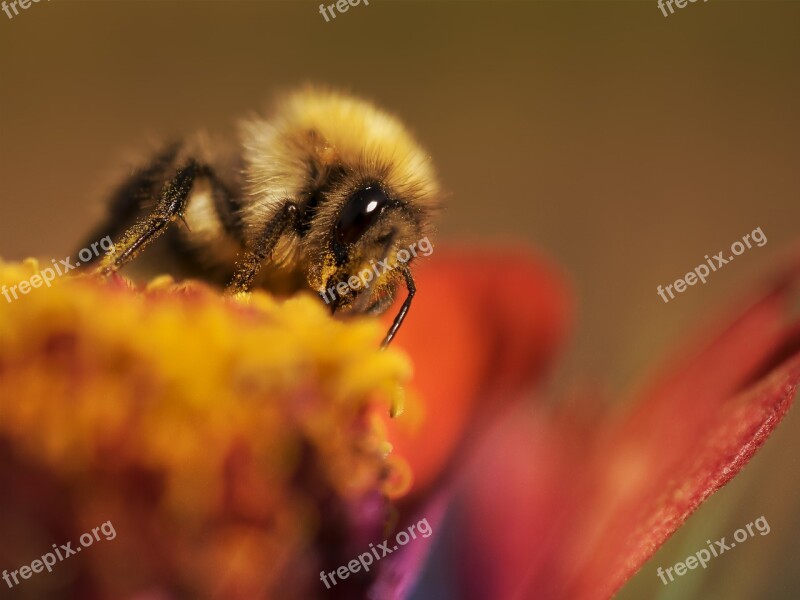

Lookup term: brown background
[1,1,799,598]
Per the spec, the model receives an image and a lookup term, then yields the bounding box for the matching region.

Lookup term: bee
[83,88,440,346]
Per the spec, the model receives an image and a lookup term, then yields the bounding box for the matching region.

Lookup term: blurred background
[1,0,798,598]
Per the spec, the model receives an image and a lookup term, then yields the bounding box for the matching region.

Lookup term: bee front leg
[381,266,415,348]
[98,161,200,276]
[225,202,298,294]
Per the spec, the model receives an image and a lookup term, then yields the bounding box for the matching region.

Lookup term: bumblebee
[84,88,440,346]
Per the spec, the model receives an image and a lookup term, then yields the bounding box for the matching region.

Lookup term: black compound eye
[335,185,389,245]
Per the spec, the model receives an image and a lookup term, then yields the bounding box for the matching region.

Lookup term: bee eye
[335,185,389,245]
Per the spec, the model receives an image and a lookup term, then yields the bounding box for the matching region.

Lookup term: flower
[1,242,798,600]
[0,259,410,599]
[370,246,800,600]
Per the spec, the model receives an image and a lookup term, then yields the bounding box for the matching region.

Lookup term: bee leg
[381,266,416,348]
[225,202,299,294]
[77,143,183,267]
[97,161,200,276]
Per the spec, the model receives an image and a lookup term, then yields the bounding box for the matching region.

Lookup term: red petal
[384,246,573,495]
[570,255,800,599]
[452,252,800,600]
[578,350,800,599]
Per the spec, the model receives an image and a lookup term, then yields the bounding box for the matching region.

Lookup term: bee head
[316,179,430,314]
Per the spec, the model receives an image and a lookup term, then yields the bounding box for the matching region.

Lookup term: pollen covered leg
[77,143,183,266]
[98,161,200,276]
[225,202,298,294]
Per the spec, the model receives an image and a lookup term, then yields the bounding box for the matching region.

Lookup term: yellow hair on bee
[239,87,440,254]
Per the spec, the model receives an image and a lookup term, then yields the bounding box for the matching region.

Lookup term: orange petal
[384,246,573,495]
